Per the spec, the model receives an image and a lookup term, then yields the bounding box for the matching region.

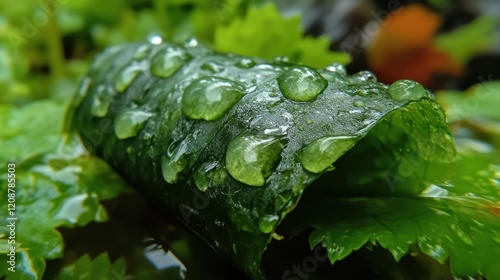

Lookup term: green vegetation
[1,1,499,279]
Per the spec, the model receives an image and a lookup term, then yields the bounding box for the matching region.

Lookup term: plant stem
[45,0,65,79]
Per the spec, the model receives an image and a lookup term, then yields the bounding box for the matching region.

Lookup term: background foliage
[0,0,499,279]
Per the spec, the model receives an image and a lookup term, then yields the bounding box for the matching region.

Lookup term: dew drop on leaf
[161,140,188,184]
[325,63,347,75]
[451,224,474,246]
[200,61,225,73]
[225,133,283,186]
[113,109,152,139]
[147,33,163,45]
[301,135,359,173]
[353,100,365,107]
[274,56,289,62]
[389,80,426,101]
[277,66,328,102]
[258,214,280,233]
[184,37,198,48]
[193,161,220,192]
[352,70,377,82]
[182,77,245,121]
[347,88,378,97]
[91,86,114,117]
[115,65,142,93]
[235,58,255,69]
[133,45,150,60]
[74,77,91,107]
[150,47,191,78]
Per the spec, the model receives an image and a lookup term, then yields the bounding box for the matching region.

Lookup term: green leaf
[0,99,67,166]
[0,154,126,278]
[435,16,499,63]
[281,133,500,279]
[72,42,455,279]
[55,253,129,280]
[299,194,500,279]
[437,81,500,122]
[214,3,350,67]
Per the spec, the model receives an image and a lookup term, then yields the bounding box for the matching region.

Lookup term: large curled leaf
[69,41,489,279]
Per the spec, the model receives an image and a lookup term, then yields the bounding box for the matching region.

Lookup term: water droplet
[277,66,328,102]
[115,65,142,93]
[325,63,347,75]
[184,37,198,48]
[317,69,341,82]
[182,77,245,121]
[301,135,359,173]
[451,224,474,245]
[353,100,364,107]
[274,56,289,62]
[352,71,377,82]
[133,45,150,60]
[226,133,283,186]
[418,237,447,263]
[201,61,225,73]
[150,48,191,78]
[258,214,279,233]
[91,86,114,117]
[347,87,378,97]
[235,58,255,68]
[147,33,163,45]
[161,140,188,184]
[73,77,91,106]
[389,80,426,101]
[193,161,223,192]
[114,109,152,139]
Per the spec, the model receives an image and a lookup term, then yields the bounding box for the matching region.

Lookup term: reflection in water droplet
[325,63,347,75]
[115,65,142,93]
[352,71,377,82]
[301,135,359,173]
[161,140,188,184]
[91,86,114,117]
[235,58,255,68]
[277,66,328,102]
[226,133,283,186]
[150,48,191,78]
[133,45,150,60]
[114,109,152,139]
[259,214,280,233]
[389,80,426,101]
[182,77,245,121]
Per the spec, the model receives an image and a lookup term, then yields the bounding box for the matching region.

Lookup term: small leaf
[214,3,350,67]
[435,16,499,63]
